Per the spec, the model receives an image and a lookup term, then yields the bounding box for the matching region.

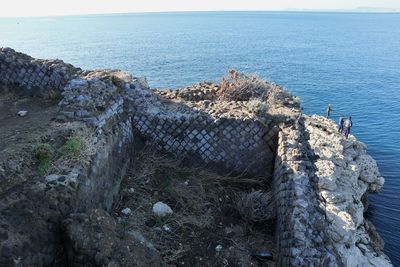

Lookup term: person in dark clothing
[338,114,345,133]
[326,104,333,118]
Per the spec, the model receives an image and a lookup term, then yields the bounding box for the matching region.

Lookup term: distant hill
[284,6,400,13]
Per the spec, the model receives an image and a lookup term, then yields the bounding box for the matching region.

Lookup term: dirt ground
[0,91,61,192]
[113,149,276,267]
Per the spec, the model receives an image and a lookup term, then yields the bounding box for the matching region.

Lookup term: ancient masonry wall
[57,74,136,213]
[132,109,279,176]
[273,120,331,266]
[74,117,133,212]
[0,115,134,266]
[0,47,80,95]
[0,67,135,265]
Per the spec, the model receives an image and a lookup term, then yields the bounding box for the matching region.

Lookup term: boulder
[17,110,27,117]
[152,202,173,217]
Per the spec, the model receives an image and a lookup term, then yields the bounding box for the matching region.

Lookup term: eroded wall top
[0,47,80,96]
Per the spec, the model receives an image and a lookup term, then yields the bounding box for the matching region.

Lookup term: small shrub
[34,143,55,175]
[111,75,126,90]
[58,133,94,166]
[0,91,17,101]
[37,160,51,176]
[43,89,61,100]
[246,99,268,115]
[267,85,301,109]
[216,69,271,101]
[61,137,86,157]
[172,169,192,181]
[236,190,275,222]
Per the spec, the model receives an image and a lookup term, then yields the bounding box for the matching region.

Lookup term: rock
[162,224,172,233]
[215,244,223,252]
[17,110,28,117]
[45,174,60,183]
[152,202,173,217]
[315,160,337,191]
[121,208,132,215]
[356,154,383,188]
[75,109,91,117]
[301,115,392,267]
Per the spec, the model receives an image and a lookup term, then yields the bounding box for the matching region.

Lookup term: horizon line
[1,8,400,19]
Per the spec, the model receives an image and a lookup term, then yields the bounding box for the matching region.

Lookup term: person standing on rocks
[344,116,353,138]
[326,104,333,118]
[338,114,345,133]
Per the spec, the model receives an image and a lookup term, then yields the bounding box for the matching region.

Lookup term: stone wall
[133,111,279,176]
[74,117,133,212]
[0,47,80,96]
[0,119,135,266]
[0,66,136,266]
[128,85,280,176]
[273,118,331,266]
[273,115,392,266]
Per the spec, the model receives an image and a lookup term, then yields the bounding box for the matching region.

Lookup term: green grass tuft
[61,137,86,157]
[34,143,55,176]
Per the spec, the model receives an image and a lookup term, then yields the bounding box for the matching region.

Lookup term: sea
[1,11,399,265]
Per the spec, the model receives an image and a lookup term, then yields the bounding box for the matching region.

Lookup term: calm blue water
[1,12,399,265]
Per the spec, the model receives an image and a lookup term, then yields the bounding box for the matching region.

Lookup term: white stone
[215,244,223,252]
[45,174,60,182]
[17,110,28,117]
[163,224,172,232]
[121,208,132,215]
[152,201,173,217]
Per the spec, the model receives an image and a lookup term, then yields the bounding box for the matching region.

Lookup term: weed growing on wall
[34,143,55,175]
[61,137,86,157]
[33,130,95,175]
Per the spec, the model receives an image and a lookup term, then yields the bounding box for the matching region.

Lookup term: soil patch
[113,149,276,267]
[0,91,80,193]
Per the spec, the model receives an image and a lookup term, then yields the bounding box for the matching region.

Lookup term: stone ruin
[0,48,393,266]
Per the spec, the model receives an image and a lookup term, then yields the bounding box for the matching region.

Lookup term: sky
[0,0,399,17]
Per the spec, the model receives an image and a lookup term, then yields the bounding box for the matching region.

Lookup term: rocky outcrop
[0,48,392,266]
[306,115,390,266]
[273,114,392,266]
